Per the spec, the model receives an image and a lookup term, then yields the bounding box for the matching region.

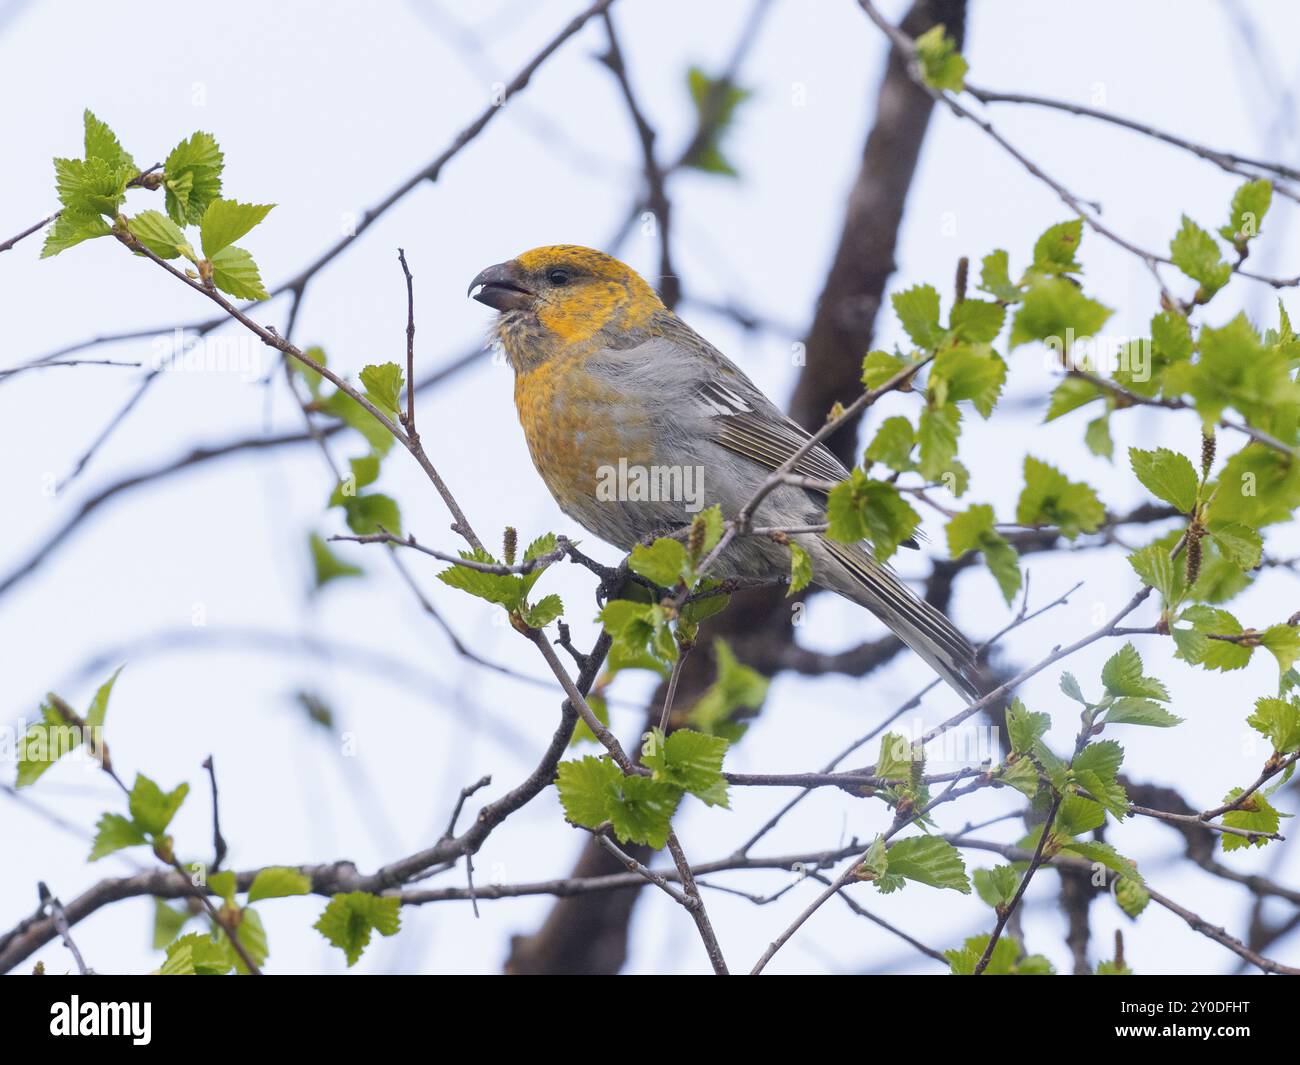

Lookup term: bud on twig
[688,515,705,561]
[1185,529,1203,586]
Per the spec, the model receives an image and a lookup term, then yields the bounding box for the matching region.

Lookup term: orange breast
[513,355,656,508]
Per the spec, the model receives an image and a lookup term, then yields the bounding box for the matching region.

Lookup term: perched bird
[469,245,981,701]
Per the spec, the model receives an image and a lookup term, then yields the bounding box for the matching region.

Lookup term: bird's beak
[468,260,534,312]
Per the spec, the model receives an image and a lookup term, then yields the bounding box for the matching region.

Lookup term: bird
[468,245,981,702]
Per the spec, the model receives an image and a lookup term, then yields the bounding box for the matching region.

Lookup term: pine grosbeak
[469,245,979,700]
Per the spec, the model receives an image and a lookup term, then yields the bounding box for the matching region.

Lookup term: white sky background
[3,0,1299,975]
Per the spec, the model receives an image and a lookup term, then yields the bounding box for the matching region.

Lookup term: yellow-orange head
[468,245,665,369]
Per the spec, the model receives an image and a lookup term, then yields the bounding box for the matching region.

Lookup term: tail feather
[819,538,982,703]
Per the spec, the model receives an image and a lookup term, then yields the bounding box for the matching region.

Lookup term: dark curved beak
[468,260,534,312]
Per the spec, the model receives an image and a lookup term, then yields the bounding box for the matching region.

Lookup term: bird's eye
[547,269,571,286]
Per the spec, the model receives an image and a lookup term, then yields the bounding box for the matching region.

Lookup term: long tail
[818,537,982,703]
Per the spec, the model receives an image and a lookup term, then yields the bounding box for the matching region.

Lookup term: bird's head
[468,245,664,367]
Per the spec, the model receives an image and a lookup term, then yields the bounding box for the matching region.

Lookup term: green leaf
[1010,277,1112,349]
[913,24,967,91]
[128,774,189,835]
[599,599,677,667]
[1005,699,1050,754]
[945,504,1020,604]
[314,892,401,967]
[681,580,730,626]
[230,907,269,975]
[891,284,943,350]
[1045,376,1104,421]
[1101,644,1170,700]
[522,593,564,629]
[152,900,194,950]
[200,199,274,258]
[1128,447,1198,513]
[310,533,363,589]
[1073,740,1128,820]
[209,245,268,300]
[945,503,993,556]
[438,548,522,609]
[1220,789,1281,851]
[918,403,961,482]
[1084,416,1113,460]
[1061,839,1141,882]
[1173,312,1298,428]
[359,362,404,415]
[320,388,395,457]
[884,836,970,893]
[1174,605,1251,671]
[825,470,920,563]
[973,865,1021,909]
[1170,215,1231,299]
[162,932,233,976]
[687,505,724,565]
[929,344,1007,417]
[53,155,133,216]
[1219,179,1272,245]
[608,775,682,849]
[861,349,909,388]
[164,131,224,225]
[556,755,619,830]
[1052,794,1106,839]
[83,110,135,172]
[1060,672,1087,704]
[787,541,813,596]
[1153,309,1194,362]
[1115,876,1150,918]
[40,208,111,258]
[1030,219,1083,276]
[248,867,312,903]
[1015,456,1104,538]
[688,638,768,736]
[89,812,149,860]
[630,538,689,588]
[945,934,1054,975]
[997,757,1039,798]
[683,66,751,176]
[1260,624,1300,673]
[85,666,122,730]
[341,493,401,537]
[875,731,918,782]
[17,700,80,788]
[208,871,237,905]
[1031,739,1070,792]
[1209,444,1300,529]
[1127,542,1185,608]
[978,249,1022,302]
[643,727,730,807]
[127,210,192,260]
[1248,697,1300,754]
[1105,698,1183,728]
[948,300,1006,344]
[864,416,915,471]
[856,836,891,887]
[1207,521,1262,571]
